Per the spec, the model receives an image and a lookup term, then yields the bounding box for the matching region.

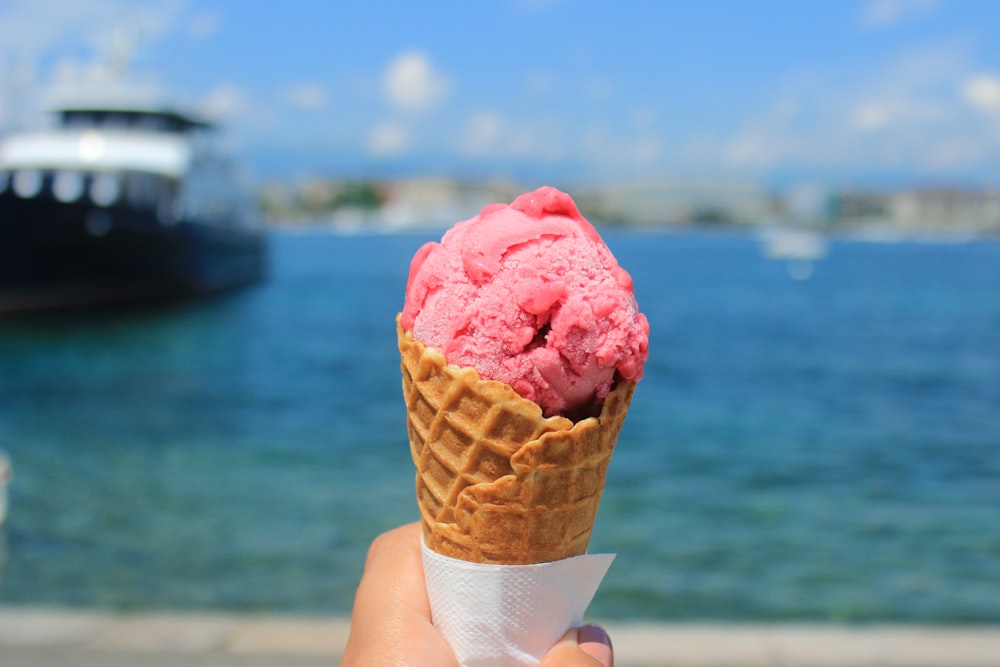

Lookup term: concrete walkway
[1,607,999,666]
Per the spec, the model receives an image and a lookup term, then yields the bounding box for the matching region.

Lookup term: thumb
[539,625,613,667]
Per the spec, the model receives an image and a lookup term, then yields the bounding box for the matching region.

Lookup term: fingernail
[577,624,613,667]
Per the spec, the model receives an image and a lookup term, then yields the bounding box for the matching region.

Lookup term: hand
[541,625,614,667]
[340,522,456,666]
[340,522,613,666]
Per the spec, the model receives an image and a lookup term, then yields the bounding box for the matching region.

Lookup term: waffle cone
[398,317,635,564]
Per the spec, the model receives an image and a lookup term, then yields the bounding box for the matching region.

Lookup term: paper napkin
[421,541,615,667]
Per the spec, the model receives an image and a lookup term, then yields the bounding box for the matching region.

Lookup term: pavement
[1,606,999,666]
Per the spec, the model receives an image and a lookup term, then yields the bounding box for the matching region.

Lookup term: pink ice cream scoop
[400,186,649,419]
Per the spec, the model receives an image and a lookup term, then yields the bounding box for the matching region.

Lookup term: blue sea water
[0,229,998,622]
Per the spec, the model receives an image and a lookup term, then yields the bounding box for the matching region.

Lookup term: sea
[0,228,997,623]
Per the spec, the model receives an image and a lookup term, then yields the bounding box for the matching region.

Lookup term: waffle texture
[399,318,635,564]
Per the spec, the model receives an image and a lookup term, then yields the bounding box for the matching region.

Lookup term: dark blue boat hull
[0,192,267,313]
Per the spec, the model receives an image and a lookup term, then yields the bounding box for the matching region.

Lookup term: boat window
[91,173,120,207]
[61,111,94,129]
[57,109,205,133]
[54,171,85,203]
[140,115,165,132]
[13,170,42,198]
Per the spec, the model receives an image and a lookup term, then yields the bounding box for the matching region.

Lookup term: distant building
[830,190,892,227]
[889,188,1000,233]
[576,181,773,226]
[258,175,1000,235]
[378,177,521,230]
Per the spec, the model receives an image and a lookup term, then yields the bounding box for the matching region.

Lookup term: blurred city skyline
[2,0,1000,190]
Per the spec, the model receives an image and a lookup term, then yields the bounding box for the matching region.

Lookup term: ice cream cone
[398,317,635,564]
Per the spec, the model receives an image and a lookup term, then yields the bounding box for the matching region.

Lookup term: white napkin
[421,541,615,667]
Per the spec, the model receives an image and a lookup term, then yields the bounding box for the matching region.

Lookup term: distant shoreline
[257,177,1000,238]
[262,217,1000,243]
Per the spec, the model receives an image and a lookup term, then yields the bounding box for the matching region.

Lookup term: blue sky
[2,0,1000,189]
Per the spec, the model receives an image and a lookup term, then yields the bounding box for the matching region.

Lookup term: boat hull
[0,192,267,313]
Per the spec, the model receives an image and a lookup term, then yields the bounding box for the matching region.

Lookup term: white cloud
[582,76,614,100]
[188,10,220,40]
[629,106,658,131]
[860,0,940,28]
[197,83,281,143]
[525,71,557,97]
[0,0,189,130]
[963,74,1000,113]
[580,123,662,170]
[712,42,1000,175]
[201,83,250,119]
[382,50,451,113]
[367,121,410,156]
[283,82,330,110]
[450,110,568,163]
[450,101,662,172]
[365,50,450,157]
[456,111,506,156]
[629,136,662,165]
[0,0,187,60]
[852,102,892,131]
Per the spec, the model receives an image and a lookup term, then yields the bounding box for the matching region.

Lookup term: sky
[1,0,1000,190]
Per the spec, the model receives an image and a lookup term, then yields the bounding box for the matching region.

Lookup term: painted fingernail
[577,624,613,667]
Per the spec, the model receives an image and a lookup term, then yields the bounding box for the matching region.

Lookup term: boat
[760,226,828,261]
[758,225,828,281]
[0,97,267,314]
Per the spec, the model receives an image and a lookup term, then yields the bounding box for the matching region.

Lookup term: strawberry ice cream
[400,186,648,419]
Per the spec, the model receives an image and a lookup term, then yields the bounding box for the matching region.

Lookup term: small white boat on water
[759,226,828,281]
[760,226,828,261]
